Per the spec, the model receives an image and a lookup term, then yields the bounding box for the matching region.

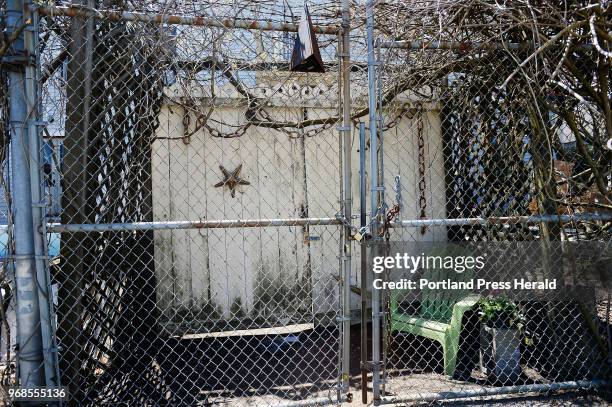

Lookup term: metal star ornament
[214,164,250,198]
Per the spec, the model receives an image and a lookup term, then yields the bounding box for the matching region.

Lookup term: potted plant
[478,297,525,382]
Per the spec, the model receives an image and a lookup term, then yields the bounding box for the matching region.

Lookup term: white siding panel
[152,103,446,330]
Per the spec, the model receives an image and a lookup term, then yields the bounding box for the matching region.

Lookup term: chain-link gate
[2,0,360,405]
[367,1,612,405]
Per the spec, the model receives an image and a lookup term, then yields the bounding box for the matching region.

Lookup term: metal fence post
[24,4,60,387]
[359,122,368,404]
[6,0,46,388]
[339,0,352,400]
[366,0,382,403]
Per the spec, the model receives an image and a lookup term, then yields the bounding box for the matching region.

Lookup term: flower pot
[479,324,522,383]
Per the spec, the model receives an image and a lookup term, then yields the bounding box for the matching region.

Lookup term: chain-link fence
[36,1,352,405]
[370,1,612,404]
[0,0,611,406]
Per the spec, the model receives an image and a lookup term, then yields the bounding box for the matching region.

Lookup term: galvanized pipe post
[34,4,340,34]
[375,31,387,399]
[6,0,46,388]
[339,0,353,400]
[375,43,385,215]
[24,4,60,387]
[366,0,382,403]
[378,39,594,52]
[379,380,609,405]
[358,122,368,404]
[41,212,612,233]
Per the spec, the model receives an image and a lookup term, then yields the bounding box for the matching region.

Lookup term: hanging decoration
[290,3,325,73]
[214,164,250,198]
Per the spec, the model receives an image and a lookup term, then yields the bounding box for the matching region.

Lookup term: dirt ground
[44,321,609,406]
[152,323,609,406]
[344,323,610,407]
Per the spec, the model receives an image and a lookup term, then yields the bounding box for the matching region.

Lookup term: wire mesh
[35,1,349,405]
[0,0,610,406]
[372,1,611,404]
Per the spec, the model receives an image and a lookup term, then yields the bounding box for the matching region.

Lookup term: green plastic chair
[389,246,479,376]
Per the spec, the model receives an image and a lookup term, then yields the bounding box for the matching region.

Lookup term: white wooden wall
[152,102,446,325]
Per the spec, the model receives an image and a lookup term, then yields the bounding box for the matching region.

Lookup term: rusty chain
[416,104,427,235]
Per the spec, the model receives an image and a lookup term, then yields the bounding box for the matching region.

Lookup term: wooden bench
[389,246,479,377]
